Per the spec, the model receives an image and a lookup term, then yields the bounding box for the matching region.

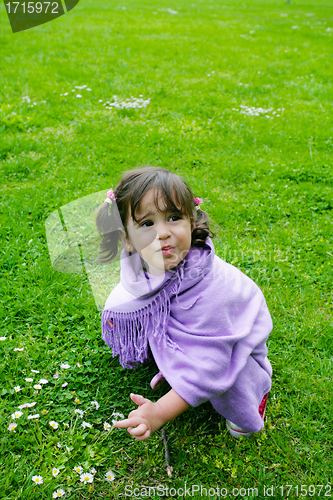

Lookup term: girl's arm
[113,389,190,441]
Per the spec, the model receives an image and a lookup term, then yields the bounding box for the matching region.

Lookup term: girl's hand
[113,393,164,441]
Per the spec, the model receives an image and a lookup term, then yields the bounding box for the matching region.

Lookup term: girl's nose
[155,222,171,239]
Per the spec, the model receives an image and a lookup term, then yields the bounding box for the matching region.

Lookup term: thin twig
[162,428,173,478]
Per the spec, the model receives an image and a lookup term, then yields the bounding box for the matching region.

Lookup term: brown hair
[96,166,214,263]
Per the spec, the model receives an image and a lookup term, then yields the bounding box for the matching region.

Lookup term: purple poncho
[102,238,273,432]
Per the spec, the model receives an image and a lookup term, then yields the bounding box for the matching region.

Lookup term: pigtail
[191,207,215,247]
[96,198,122,263]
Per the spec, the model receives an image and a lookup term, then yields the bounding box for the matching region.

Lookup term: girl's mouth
[160,246,175,257]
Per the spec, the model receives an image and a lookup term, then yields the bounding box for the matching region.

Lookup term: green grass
[0,0,332,498]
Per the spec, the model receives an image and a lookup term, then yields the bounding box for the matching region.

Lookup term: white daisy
[8,422,17,431]
[31,370,40,373]
[11,411,23,419]
[60,364,70,369]
[105,470,115,482]
[90,468,96,474]
[80,472,93,484]
[39,379,48,384]
[91,400,100,410]
[34,384,42,390]
[53,373,59,379]
[18,401,36,409]
[14,386,21,392]
[81,421,92,429]
[28,414,40,419]
[111,411,124,419]
[25,378,33,382]
[14,347,24,351]
[49,420,59,430]
[62,382,68,388]
[104,422,112,431]
[52,467,60,477]
[57,442,62,448]
[32,475,43,484]
[73,466,83,474]
[0,337,6,341]
[53,489,65,498]
[74,409,84,417]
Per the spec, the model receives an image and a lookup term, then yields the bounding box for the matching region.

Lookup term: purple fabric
[102,238,273,432]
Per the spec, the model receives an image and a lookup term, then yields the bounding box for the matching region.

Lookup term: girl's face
[119,189,193,276]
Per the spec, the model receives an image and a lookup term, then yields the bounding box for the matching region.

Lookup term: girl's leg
[226,393,268,439]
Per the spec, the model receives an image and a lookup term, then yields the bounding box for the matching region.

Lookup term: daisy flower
[14,347,24,351]
[111,411,124,419]
[81,421,92,429]
[28,414,40,419]
[62,382,68,388]
[73,466,83,474]
[49,420,59,430]
[25,378,33,382]
[34,384,42,390]
[105,470,115,482]
[53,373,59,379]
[74,409,84,417]
[14,386,21,392]
[104,422,112,431]
[53,489,65,498]
[74,397,81,404]
[18,402,36,410]
[60,363,70,369]
[90,468,96,474]
[0,337,6,341]
[39,379,48,384]
[76,362,82,367]
[11,411,23,419]
[57,442,62,448]
[31,369,40,373]
[8,422,17,431]
[91,400,100,410]
[32,475,43,484]
[42,409,48,414]
[111,411,124,424]
[80,472,93,484]
[52,467,60,477]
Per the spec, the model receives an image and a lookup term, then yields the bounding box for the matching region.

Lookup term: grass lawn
[0,0,332,498]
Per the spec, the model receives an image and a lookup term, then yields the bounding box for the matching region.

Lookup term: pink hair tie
[194,197,203,210]
[105,189,117,204]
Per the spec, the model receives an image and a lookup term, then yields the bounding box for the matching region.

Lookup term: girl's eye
[139,215,182,227]
[139,220,154,228]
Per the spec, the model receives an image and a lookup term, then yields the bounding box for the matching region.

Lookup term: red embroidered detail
[259,393,268,420]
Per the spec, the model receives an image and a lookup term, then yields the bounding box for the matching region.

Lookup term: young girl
[96,166,273,441]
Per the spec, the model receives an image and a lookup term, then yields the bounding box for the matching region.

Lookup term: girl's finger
[127,423,149,437]
[133,429,151,441]
[130,393,150,406]
[113,416,144,428]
